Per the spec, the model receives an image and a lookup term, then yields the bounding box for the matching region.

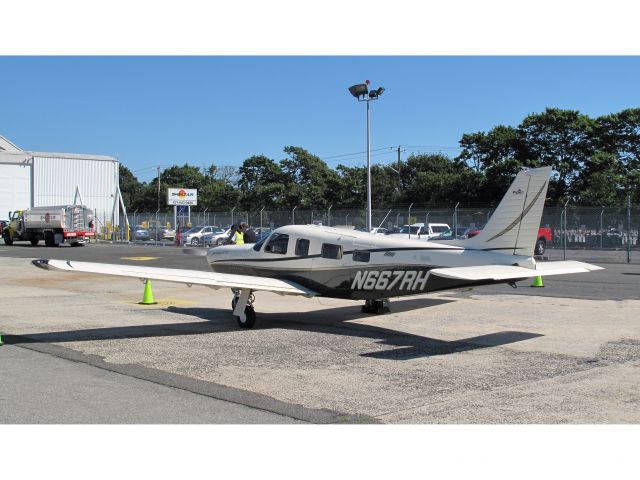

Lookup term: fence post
[562,200,569,261]
[627,194,631,264]
[600,207,604,249]
[292,206,297,225]
[327,205,332,227]
[408,203,413,238]
[453,202,460,238]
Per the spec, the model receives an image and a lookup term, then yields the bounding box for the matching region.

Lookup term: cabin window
[321,243,342,260]
[264,233,289,254]
[353,250,370,262]
[295,238,310,256]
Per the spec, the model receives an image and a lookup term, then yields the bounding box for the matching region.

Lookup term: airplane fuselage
[207,225,531,300]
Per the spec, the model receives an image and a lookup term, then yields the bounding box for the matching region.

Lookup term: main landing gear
[231,289,257,328]
[361,299,390,314]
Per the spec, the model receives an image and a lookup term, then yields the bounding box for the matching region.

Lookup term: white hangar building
[0,135,119,224]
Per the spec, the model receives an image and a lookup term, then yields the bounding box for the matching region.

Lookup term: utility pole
[156,166,161,219]
[397,145,402,192]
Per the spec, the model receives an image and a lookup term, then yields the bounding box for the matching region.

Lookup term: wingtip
[32,258,51,270]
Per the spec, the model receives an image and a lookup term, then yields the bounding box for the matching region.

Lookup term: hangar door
[0,163,31,218]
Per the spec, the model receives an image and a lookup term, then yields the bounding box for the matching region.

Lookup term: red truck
[467,226,552,255]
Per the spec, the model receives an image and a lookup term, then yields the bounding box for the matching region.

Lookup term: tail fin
[464,166,552,256]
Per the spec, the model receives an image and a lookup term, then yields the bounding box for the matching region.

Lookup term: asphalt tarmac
[1,241,639,423]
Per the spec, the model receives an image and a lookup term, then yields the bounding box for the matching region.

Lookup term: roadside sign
[167,188,198,206]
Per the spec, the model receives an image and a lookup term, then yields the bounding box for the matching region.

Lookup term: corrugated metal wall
[32,156,119,227]
[0,162,32,217]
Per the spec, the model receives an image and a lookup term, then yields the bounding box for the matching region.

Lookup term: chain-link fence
[97,204,639,257]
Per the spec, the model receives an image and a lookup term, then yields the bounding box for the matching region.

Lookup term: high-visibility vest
[236,231,245,245]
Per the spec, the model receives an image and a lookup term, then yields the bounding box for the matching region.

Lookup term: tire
[191,237,199,246]
[237,306,256,329]
[216,238,224,246]
[534,238,546,256]
[44,232,55,247]
[30,238,39,246]
[3,232,13,245]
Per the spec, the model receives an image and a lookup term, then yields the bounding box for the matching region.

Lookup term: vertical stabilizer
[464,166,552,256]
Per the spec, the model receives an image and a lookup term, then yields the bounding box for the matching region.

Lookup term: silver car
[183,226,218,246]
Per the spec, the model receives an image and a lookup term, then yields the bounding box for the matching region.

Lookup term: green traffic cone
[531,276,544,287]
[140,279,157,305]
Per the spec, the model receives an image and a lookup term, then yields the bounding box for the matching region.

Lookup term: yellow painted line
[120,256,160,261]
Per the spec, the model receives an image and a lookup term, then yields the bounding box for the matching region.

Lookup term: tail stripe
[486,180,547,242]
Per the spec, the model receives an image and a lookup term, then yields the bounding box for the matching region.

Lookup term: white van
[387,222,450,240]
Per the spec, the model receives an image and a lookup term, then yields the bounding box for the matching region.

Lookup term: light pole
[348,80,385,232]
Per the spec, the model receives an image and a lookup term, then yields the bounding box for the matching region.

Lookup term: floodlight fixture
[348,83,369,99]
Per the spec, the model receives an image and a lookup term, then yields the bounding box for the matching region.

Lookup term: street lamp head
[348,83,369,99]
[369,87,385,99]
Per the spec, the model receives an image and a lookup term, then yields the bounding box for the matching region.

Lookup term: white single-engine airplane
[33,167,602,328]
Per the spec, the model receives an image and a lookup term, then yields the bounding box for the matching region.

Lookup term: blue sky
[1,56,639,182]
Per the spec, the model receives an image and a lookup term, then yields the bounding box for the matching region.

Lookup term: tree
[459,126,528,171]
[118,165,144,210]
[573,151,627,206]
[237,155,285,209]
[519,108,596,202]
[401,154,482,205]
[279,146,340,209]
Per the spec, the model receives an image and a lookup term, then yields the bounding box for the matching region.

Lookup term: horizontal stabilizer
[430,261,603,282]
[33,259,317,297]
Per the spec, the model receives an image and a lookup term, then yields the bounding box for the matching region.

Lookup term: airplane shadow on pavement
[4,297,543,360]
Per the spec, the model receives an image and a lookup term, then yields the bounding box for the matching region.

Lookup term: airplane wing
[32,259,317,297]
[430,261,603,281]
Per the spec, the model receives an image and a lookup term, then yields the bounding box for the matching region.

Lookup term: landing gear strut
[361,299,389,314]
[231,289,256,328]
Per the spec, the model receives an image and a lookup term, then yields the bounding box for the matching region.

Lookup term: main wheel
[237,306,256,328]
[30,238,39,246]
[534,238,546,256]
[3,232,13,245]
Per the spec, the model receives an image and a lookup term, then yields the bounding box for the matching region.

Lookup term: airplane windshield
[253,236,267,251]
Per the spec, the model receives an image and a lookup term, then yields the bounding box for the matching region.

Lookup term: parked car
[433,226,552,255]
[148,226,176,241]
[357,227,389,235]
[386,223,450,240]
[133,226,150,241]
[182,225,220,246]
[429,226,474,241]
[202,227,231,246]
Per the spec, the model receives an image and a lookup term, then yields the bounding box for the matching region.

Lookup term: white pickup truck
[386,222,450,240]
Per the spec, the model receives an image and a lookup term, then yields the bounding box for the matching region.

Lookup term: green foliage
[120,107,638,211]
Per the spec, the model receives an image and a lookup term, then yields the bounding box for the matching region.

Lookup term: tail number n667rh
[351,270,429,291]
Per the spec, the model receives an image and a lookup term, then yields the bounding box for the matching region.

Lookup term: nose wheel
[231,289,257,328]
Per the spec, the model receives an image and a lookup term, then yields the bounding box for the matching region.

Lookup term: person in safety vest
[234,224,245,245]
